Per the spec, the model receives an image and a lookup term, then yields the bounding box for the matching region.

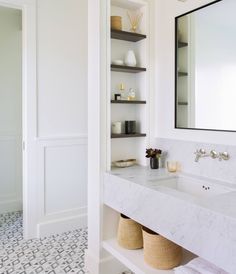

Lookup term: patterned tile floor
[0,211,88,274]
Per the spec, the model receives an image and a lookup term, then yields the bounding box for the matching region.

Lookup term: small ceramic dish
[112,59,124,66]
[113,159,136,168]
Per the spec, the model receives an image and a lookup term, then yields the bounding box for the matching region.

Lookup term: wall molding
[37,136,87,237]
[44,206,87,220]
[36,134,88,142]
[37,211,87,238]
[42,143,87,216]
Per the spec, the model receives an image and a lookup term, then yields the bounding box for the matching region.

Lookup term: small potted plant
[146,148,162,169]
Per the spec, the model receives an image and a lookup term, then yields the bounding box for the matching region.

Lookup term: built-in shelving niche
[109,0,149,168]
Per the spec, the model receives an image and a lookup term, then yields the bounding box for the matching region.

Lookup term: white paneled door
[0,0,37,239]
[0,0,88,239]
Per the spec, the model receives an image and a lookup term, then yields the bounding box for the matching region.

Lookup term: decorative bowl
[112,59,124,66]
[113,159,136,168]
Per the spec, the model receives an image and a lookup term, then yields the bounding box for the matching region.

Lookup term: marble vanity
[103,166,236,273]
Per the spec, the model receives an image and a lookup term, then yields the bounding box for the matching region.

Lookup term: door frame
[0,0,37,239]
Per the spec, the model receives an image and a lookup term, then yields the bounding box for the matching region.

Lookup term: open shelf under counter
[103,238,196,274]
[111,133,146,139]
[111,29,147,42]
[111,100,146,104]
[111,64,147,73]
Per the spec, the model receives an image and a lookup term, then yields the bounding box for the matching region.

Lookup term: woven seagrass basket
[117,214,143,250]
[111,16,122,30]
[142,226,182,270]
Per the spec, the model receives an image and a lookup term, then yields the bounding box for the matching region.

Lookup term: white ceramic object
[111,121,122,134]
[113,159,136,168]
[125,50,136,67]
[112,60,124,66]
[149,175,233,199]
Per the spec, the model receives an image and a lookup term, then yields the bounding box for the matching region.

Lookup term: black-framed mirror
[174,0,236,132]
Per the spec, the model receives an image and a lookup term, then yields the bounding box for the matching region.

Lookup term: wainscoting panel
[37,136,87,237]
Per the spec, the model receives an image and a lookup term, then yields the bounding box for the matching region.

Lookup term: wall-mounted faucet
[194,149,230,162]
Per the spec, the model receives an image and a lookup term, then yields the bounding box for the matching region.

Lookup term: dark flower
[146,148,162,158]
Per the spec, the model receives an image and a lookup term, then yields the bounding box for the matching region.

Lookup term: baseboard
[37,213,87,237]
[0,199,22,214]
[85,250,127,274]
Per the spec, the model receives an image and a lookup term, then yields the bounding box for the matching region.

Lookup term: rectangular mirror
[175,0,236,132]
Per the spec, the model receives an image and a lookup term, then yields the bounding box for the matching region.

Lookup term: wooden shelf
[178,41,188,48]
[111,64,146,73]
[111,100,146,104]
[111,133,146,139]
[103,239,196,274]
[178,72,188,77]
[111,29,147,42]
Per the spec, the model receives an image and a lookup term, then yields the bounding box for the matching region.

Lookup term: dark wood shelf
[178,102,188,106]
[178,41,188,48]
[178,72,188,77]
[111,133,146,139]
[111,64,146,73]
[111,29,147,42]
[111,100,146,104]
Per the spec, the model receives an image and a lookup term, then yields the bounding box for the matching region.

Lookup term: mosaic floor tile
[0,212,88,274]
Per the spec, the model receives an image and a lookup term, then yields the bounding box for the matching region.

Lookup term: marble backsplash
[155,138,236,184]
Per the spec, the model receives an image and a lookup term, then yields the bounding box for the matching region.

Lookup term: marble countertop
[104,165,236,273]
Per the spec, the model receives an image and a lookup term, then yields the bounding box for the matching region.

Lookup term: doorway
[0,6,23,231]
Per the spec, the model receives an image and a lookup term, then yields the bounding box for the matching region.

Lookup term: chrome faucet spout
[194,149,208,162]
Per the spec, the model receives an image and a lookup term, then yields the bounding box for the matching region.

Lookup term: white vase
[111,121,122,134]
[125,50,136,67]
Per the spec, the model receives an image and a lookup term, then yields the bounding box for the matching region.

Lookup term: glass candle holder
[167,161,178,173]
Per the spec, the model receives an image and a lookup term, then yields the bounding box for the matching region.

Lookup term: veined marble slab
[104,166,236,273]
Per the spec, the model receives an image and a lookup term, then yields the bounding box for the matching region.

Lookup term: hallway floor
[0,211,88,274]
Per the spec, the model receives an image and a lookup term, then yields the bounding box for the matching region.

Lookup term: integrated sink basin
[149,175,234,199]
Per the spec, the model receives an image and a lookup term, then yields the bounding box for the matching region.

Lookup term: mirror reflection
[175,0,236,132]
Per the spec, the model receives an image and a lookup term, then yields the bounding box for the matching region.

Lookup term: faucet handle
[210,150,218,159]
[219,152,230,161]
[199,149,206,155]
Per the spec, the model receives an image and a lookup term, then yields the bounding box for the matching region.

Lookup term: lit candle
[167,161,178,172]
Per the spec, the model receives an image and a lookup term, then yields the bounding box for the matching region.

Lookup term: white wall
[35,0,88,237]
[0,7,22,214]
[37,0,87,137]
[154,0,236,146]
